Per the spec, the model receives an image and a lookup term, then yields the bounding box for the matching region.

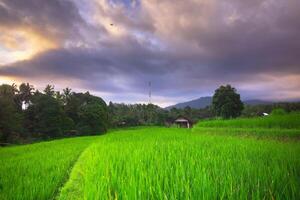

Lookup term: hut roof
[174,116,193,123]
[174,118,189,122]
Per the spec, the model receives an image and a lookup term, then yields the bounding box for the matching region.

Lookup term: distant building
[173,116,193,128]
[22,101,30,110]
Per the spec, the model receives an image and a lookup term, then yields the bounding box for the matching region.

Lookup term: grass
[1,114,300,200]
[58,128,300,200]
[0,136,101,200]
[195,112,300,129]
[192,127,300,139]
[193,113,300,139]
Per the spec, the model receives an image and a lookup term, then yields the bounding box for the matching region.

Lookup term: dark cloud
[0,0,300,105]
[0,0,89,42]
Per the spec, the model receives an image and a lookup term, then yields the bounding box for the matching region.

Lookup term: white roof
[175,118,189,122]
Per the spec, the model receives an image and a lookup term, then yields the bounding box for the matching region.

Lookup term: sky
[0,0,300,107]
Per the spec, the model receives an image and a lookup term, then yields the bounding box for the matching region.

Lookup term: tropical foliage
[1,83,300,144]
[0,83,108,143]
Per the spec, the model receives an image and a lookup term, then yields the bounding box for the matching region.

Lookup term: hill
[165,96,212,109]
[243,99,273,105]
[165,97,272,109]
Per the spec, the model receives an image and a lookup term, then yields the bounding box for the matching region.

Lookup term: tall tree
[62,87,72,105]
[0,97,23,142]
[0,84,23,142]
[44,85,55,97]
[212,85,244,119]
[54,91,64,105]
[0,84,17,98]
[18,83,35,108]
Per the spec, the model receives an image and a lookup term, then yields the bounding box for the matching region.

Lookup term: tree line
[109,85,300,127]
[108,102,214,127]
[0,83,108,144]
[1,83,299,144]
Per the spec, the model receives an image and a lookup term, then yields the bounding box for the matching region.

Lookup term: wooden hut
[173,116,193,128]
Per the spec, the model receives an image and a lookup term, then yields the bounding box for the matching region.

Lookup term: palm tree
[18,83,34,104]
[44,84,55,97]
[63,87,72,104]
[0,84,18,98]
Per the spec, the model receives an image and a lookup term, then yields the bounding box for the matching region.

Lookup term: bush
[6,132,24,144]
[271,108,287,116]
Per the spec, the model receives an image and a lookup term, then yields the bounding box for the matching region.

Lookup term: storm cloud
[0,0,300,106]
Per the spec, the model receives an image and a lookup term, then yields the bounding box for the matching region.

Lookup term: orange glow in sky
[0,28,57,65]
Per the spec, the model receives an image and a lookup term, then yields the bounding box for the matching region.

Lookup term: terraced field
[1,122,300,199]
[0,136,102,200]
[59,128,300,199]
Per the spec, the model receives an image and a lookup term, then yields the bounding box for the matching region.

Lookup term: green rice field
[193,112,300,139]
[0,114,300,200]
[0,136,102,200]
[195,112,300,129]
[59,128,300,200]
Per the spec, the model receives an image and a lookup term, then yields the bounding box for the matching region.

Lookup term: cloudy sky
[0,0,300,107]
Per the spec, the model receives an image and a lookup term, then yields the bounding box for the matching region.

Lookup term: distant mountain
[243,99,272,105]
[165,96,212,109]
[165,97,273,109]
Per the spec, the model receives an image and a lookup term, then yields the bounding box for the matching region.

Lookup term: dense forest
[1,83,300,144]
[0,83,108,144]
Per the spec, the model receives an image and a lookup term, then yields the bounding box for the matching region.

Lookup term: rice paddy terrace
[0,114,300,200]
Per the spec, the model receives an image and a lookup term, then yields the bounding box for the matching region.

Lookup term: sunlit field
[193,113,300,139]
[1,125,300,200]
[0,136,102,200]
[195,112,300,129]
[59,128,300,200]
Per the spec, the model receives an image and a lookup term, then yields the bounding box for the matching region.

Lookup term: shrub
[271,108,287,116]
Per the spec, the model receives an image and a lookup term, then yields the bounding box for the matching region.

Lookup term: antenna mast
[149,81,152,104]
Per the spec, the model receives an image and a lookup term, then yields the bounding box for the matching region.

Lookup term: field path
[53,142,97,199]
[0,136,102,200]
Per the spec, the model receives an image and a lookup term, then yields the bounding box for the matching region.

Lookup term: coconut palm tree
[18,83,34,104]
[44,84,55,97]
